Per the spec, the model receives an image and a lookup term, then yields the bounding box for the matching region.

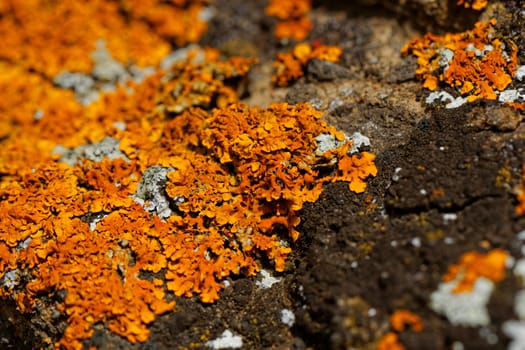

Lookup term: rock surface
[2,1,525,349]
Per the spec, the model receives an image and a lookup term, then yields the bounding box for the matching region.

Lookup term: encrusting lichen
[377,310,424,350]
[0,7,376,349]
[0,99,376,349]
[390,309,424,332]
[265,0,312,41]
[273,42,343,86]
[0,0,210,77]
[430,249,509,327]
[442,249,508,293]
[457,0,488,10]
[402,19,518,104]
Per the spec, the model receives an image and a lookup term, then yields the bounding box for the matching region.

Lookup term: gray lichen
[53,136,129,166]
[315,131,371,156]
[53,72,98,106]
[53,40,155,105]
[133,166,181,219]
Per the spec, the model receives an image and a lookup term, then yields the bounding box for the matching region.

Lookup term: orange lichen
[506,102,525,111]
[377,332,405,350]
[0,161,174,350]
[331,146,378,193]
[0,102,376,348]
[378,310,423,350]
[273,42,343,86]
[431,187,446,199]
[0,2,377,348]
[442,249,509,293]
[457,0,488,10]
[0,61,89,179]
[265,0,313,41]
[0,0,209,77]
[0,37,375,350]
[119,0,210,46]
[402,19,518,103]
[390,310,424,333]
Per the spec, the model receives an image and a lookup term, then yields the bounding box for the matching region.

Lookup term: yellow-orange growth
[402,19,518,103]
[273,42,343,86]
[443,249,508,293]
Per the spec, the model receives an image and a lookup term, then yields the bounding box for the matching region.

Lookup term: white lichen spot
[309,97,324,110]
[516,65,525,81]
[256,269,281,289]
[348,132,371,153]
[502,320,525,350]
[444,237,455,245]
[17,237,32,250]
[430,277,494,327]
[34,109,44,121]
[133,166,176,219]
[1,270,20,289]
[205,330,243,349]
[443,213,458,224]
[53,136,130,166]
[315,133,345,156]
[411,237,421,248]
[439,48,454,72]
[498,89,525,103]
[481,44,494,55]
[514,259,525,281]
[280,309,295,327]
[91,40,127,83]
[54,39,155,105]
[391,167,402,182]
[53,72,98,105]
[112,121,126,131]
[501,49,511,63]
[466,44,494,58]
[452,341,465,350]
[512,258,525,321]
[199,6,216,21]
[89,213,107,231]
[465,43,476,52]
[425,91,468,109]
[161,44,203,70]
[315,132,370,156]
[517,230,525,241]
[514,290,525,320]
[446,96,469,109]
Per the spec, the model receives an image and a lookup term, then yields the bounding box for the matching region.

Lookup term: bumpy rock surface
[2,1,525,349]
